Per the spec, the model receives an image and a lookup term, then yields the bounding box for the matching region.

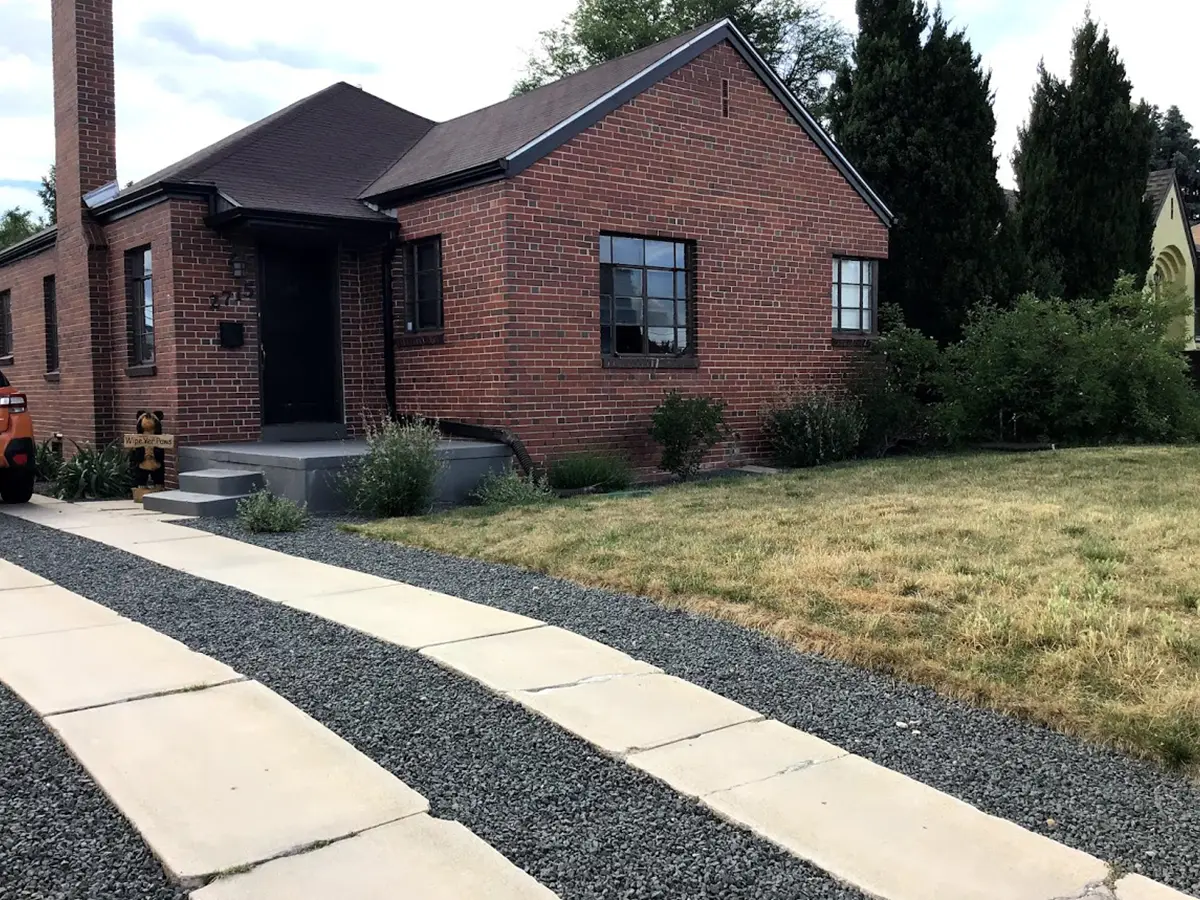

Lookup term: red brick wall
[394,40,888,469]
[340,245,389,434]
[393,181,511,424]
[0,248,64,439]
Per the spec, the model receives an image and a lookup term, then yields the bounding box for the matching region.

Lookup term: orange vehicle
[0,369,35,504]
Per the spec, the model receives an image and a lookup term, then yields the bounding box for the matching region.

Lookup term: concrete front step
[178,468,265,496]
[142,490,249,518]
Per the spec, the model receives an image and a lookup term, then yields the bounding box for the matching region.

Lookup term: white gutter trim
[504,19,731,164]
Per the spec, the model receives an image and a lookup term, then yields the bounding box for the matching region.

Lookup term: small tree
[649,391,727,480]
[0,208,40,250]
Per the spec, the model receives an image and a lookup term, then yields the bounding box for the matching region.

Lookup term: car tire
[0,470,35,504]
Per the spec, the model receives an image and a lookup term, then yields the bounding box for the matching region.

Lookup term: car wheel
[0,470,35,504]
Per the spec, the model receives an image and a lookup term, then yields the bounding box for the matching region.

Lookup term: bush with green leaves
[547,452,633,492]
[763,391,865,468]
[344,417,444,517]
[649,391,727,480]
[53,441,131,501]
[854,322,943,456]
[236,489,307,533]
[937,278,1200,444]
[471,468,554,507]
[35,439,62,482]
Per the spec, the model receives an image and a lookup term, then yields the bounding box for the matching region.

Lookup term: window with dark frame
[126,246,154,365]
[0,290,11,359]
[43,275,58,372]
[600,234,692,357]
[832,257,877,334]
[406,236,443,333]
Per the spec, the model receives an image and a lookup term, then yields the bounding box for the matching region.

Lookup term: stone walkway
[0,495,1192,900]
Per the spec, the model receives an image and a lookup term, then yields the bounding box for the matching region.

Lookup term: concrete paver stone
[703,753,1107,900]
[48,680,428,886]
[58,520,213,546]
[125,534,282,573]
[627,718,846,798]
[512,672,761,756]
[0,620,240,715]
[0,584,122,639]
[291,583,542,649]
[191,814,559,900]
[0,558,53,591]
[207,559,396,604]
[1116,874,1197,900]
[422,625,660,691]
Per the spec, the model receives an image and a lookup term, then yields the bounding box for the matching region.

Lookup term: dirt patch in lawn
[352,447,1200,770]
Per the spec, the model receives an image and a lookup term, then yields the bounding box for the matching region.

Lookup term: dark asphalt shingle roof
[359,22,716,200]
[1146,169,1176,219]
[128,83,434,221]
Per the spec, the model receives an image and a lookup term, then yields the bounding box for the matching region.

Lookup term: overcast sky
[0,0,1195,217]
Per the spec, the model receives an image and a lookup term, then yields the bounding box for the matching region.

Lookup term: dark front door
[258,243,342,428]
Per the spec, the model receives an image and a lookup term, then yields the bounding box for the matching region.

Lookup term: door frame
[256,239,347,442]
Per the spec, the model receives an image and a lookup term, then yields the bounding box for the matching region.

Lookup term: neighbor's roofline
[363,19,894,226]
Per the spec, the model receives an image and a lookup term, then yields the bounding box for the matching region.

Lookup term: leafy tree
[514,0,850,116]
[38,165,56,225]
[1012,15,1154,301]
[1150,105,1200,223]
[827,0,1009,343]
[0,208,40,251]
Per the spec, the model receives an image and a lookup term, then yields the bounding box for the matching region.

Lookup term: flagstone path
[1,495,1194,900]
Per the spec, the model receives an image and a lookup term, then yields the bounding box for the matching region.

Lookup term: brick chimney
[52,0,117,227]
[51,0,117,445]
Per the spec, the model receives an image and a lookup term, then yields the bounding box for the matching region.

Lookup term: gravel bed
[193,515,1200,895]
[0,515,867,900]
[0,682,187,900]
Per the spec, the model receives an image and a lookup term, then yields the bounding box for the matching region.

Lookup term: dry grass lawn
[352,447,1200,770]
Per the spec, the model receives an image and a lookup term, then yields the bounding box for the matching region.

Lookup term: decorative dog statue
[131,410,166,488]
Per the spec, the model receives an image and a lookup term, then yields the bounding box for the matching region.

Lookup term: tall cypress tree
[1012,15,1154,300]
[1151,105,1200,223]
[828,0,1008,343]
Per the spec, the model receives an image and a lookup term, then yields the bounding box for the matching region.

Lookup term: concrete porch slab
[511,673,761,756]
[421,625,660,692]
[0,620,240,715]
[192,814,559,900]
[48,679,429,886]
[290,583,541,649]
[703,753,1106,900]
[0,558,53,591]
[627,718,846,798]
[0,583,122,638]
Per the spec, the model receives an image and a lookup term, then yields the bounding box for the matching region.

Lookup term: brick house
[0,0,891,488]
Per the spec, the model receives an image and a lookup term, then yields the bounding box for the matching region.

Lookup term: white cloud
[0,0,1194,204]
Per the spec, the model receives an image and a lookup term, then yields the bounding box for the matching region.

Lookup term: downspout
[382,233,398,420]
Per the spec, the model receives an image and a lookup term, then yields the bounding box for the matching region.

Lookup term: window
[0,290,11,359]
[600,234,692,357]
[832,257,877,334]
[126,246,154,365]
[406,237,443,332]
[43,276,58,372]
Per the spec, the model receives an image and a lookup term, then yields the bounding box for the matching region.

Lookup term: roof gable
[361,20,893,226]
[1147,169,1177,220]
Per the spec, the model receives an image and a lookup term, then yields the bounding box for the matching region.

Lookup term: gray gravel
[0,514,868,900]
[191,515,1200,896]
[0,682,187,900]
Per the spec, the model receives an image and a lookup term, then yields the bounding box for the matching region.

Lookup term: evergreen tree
[514,0,849,117]
[0,208,40,251]
[37,165,56,225]
[1012,15,1154,301]
[827,0,1008,342]
[1151,105,1200,223]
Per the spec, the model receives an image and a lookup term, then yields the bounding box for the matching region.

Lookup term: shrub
[236,489,307,533]
[937,279,1200,444]
[649,391,727,480]
[35,439,62,482]
[471,468,554,507]
[547,452,633,492]
[344,417,443,517]
[854,322,944,456]
[53,441,131,501]
[763,392,865,468]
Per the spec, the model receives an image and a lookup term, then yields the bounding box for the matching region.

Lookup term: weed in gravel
[236,490,307,533]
